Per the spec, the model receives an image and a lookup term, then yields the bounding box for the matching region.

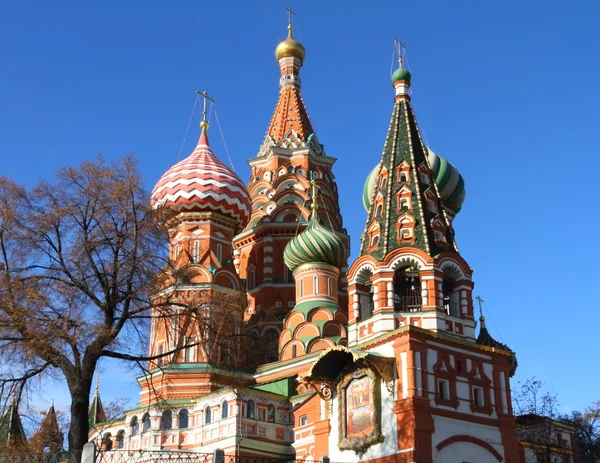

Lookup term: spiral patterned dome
[283,215,347,272]
[151,124,251,231]
[362,148,466,215]
[426,148,466,215]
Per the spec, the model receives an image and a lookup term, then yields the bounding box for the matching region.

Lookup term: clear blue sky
[1,1,598,418]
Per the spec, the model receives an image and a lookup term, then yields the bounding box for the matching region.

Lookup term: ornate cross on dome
[196,90,215,126]
[394,37,406,67]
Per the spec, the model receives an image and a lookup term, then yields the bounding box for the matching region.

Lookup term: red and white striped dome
[151,125,251,231]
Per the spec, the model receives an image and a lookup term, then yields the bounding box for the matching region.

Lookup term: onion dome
[391,66,411,84]
[427,148,466,215]
[362,163,380,211]
[275,24,306,62]
[477,315,518,375]
[151,121,251,231]
[283,214,347,272]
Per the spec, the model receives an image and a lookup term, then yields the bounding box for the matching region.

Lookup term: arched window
[216,244,222,262]
[102,433,112,451]
[130,416,139,436]
[371,235,379,247]
[193,240,199,263]
[267,404,276,423]
[380,177,387,189]
[313,276,319,295]
[221,400,229,419]
[116,430,125,449]
[247,400,255,419]
[160,410,172,431]
[205,406,212,424]
[393,267,422,313]
[157,344,164,366]
[375,203,383,217]
[247,269,255,290]
[178,409,189,429]
[141,413,151,433]
[287,165,294,174]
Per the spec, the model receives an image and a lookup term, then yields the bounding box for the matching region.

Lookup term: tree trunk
[68,387,91,456]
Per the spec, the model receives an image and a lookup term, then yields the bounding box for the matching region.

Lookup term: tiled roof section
[88,388,106,429]
[151,129,252,232]
[0,402,26,446]
[360,98,458,259]
[265,85,314,144]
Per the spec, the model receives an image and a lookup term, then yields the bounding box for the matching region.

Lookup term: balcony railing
[394,295,422,312]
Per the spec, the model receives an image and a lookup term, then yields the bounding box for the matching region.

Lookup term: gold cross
[475,295,484,317]
[309,179,320,212]
[394,37,406,67]
[285,6,295,27]
[196,90,215,124]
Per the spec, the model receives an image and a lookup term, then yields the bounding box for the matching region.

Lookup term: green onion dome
[426,148,466,215]
[283,215,347,272]
[362,163,381,212]
[391,66,411,84]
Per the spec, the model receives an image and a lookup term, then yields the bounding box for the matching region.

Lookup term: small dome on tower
[151,122,251,232]
[362,163,380,211]
[391,66,411,84]
[283,215,346,272]
[275,25,306,62]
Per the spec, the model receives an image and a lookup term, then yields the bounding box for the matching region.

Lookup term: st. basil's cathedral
[73,17,577,463]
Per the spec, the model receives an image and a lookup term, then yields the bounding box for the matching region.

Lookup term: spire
[196,90,214,146]
[88,375,106,429]
[360,43,457,259]
[30,402,63,452]
[261,8,314,150]
[0,393,27,447]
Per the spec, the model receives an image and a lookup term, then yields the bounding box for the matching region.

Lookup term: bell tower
[347,44,474,346]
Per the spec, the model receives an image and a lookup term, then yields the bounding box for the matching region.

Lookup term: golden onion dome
[275,25,306,62]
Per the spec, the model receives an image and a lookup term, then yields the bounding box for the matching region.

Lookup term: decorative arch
[213,269,240,289]
[439,259,466,281]
[435,435,503,461]
[307,337,335,353]
[388,254,426,272]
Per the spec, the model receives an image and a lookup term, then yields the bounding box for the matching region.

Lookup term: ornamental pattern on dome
[283,214,347,272]
[151,127,251,232]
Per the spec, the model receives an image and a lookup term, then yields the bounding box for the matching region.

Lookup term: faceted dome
[275,26,306,62]
[151,125,251,231]
[427,148,466,215]
[283,215,347,272]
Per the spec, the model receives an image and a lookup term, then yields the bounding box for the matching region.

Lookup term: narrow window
[216,244,222,262]
[117,430,125,449]
[247,269,255,290]
[160,411,172,431]
[375,203,383,217]
[399,173,407,182]
[299,415,308,426]
[313,276,319,295]
[221,400,228,419]
[247,400,255,419]
[157,344,164,366]
[327,278,333,296]
[142,413,151,433]
[205,406,212,424]
[473,387,484,408]
[267,404,276,423]
[130,417,139,436]
[193,240,199,263]
[291,345,297,358]
[300,279,304,297]
[380,177,387,189]
[174,244,179,260]
[438,379,449,401]
[178,409,189,429]
[371,235,379,247]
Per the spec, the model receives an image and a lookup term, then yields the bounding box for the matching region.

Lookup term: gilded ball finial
[275,24,306,62]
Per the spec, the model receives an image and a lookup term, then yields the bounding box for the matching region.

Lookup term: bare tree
[565,401,600,463]
[0,155,180,453]
[513,377,573,463]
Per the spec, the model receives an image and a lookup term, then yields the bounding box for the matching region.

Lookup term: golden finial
[275,7,306,62]
[196,90,214,132]
[309,179,320,216]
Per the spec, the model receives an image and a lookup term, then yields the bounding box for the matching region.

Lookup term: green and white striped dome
[362,148,466,215]
[427,148,466,215]
[283,215,347,272]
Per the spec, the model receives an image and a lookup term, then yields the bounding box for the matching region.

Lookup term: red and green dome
[283,215,347,271]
